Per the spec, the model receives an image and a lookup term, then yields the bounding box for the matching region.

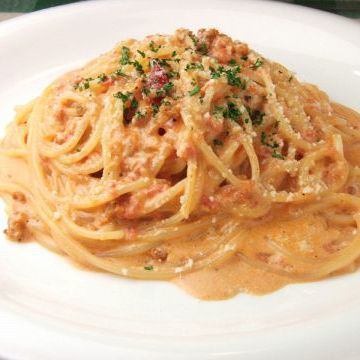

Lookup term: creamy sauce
[0,134,356,301]
[175,257,290,300]
[174,213,347,300]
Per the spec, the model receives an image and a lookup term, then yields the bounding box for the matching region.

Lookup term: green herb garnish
[137,50,146,58]
[251,58,263,69]
[189,33,198,46]
[225,66,245,89]
[142,87,150,96]
[155,58,171,67]
[197,43,208,55]
[113,91,131,103]
[163,82,174,93]
[156,82,174,97]
[261,132,267,145]
[114,68,126,77]
[209,66,246,89]
[185,62,204,71]
[247,108,265,126]
[97,73,107,83]
[149,40,161,52]
[120,46,131,65]
[272,152,284,159]
[114,91,138,124]
[210,67,221,79]
[144,265,154,271]
[167,70,179,79]
[189,85,200,96]
[223,102,242,123]
[130,98,138,109]
[252,112,265,126]
[132,60,144,74]
[135,110,146,119]
[214,105,225,111]
[152,103,160,115]
[74,77,93,91]
[261,132,279,149]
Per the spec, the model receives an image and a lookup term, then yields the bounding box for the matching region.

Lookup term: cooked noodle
[1,29,360,299]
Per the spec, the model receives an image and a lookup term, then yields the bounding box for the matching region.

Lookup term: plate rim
[0,1,360,359]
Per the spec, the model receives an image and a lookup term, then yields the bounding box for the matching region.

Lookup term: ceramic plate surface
[0,1,359,359]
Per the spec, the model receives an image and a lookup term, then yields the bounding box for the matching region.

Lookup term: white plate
[0,1,359,359]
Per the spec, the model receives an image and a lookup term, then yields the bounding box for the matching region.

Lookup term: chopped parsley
[228,59,237,66]
[156,82,174,97]
[212,103,243,123]
[135,110,146,119]
[209,66,246,89]
[250,58,263,70]
[171,50,177,57]
[167,70,179,79]
[142,87,150,96]
[74,77,93,91]
[97,73,107,83]
[113,68,126,77]
[213,139,223,146]
[149,40,161,52]
[213,105,225,114]
[113,91,131,103]
[189,84,200,96]
[154,58,181,68]
[252,111,265,126]
[83,81,90,90]
[137,50,146,58]
[120,46,131,65]
[189,33,198,46]
[144,265,154,271]
[210,67,221,79]
[155,58,171,67]
[114,91,138,125]
[152,103,160,115]
[130,98,138,109]
[185,62,204,71]
[197,42,208,55]
[75,67,129,91]
[225,66,246,89]
[163,82,174,93]
[223,102,242,123]
[132,60,144,74]
[261,132,279,149]
[261,132,267,145]
[247,107,265,126]
[272,152,284,159]
[119,47,147,74]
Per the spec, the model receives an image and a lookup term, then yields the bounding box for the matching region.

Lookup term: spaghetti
[1,28,360,299]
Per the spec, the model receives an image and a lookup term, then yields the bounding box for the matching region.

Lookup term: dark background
[0,0,360,18]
